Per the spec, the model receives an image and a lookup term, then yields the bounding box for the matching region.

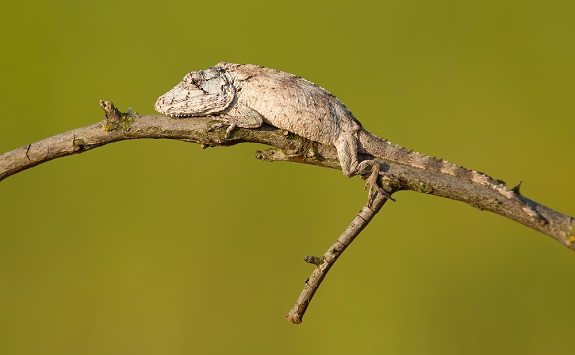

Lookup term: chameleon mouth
[154,95,195,116]
[154,86,229,117]
[168,113,193,118]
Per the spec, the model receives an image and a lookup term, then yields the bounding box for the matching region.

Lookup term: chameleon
[154,62,515,201]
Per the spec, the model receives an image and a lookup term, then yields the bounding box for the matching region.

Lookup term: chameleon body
[155,62,512,199]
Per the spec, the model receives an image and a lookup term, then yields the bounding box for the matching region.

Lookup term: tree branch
[1,101,574,324]
[1,101,574,248]
[286,191,388,324]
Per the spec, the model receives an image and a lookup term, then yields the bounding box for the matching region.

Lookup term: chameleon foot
[360,160,395,202]
[207,120,236,139]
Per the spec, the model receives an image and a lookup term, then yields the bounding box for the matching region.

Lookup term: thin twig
[286,192,388,324]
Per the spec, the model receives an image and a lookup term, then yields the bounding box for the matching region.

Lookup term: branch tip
[303,256,321,265]
[286,193,388,324]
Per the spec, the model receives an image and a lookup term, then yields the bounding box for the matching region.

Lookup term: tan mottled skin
[155,62,512,199]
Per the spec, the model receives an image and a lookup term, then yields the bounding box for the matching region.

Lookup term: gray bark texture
[2,101,573,251]
[1,100,573,323]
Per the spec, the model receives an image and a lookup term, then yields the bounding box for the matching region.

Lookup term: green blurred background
[1,0,574,354]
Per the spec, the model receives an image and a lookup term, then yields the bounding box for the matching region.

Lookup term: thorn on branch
[512,181,523,195]
[304,255,321,265]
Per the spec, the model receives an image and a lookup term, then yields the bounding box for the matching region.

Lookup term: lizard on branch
[154,62,539,219]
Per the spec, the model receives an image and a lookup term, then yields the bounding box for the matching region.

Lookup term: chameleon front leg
[210,104,265,138]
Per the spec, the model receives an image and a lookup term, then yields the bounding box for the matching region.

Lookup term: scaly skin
[155,62,510,200]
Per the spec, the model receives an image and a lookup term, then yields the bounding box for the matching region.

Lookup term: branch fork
[0,101,574,324]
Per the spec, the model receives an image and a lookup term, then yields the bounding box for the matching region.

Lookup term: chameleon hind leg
[334,132,394,201]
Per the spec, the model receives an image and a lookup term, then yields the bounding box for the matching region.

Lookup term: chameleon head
[154,67,236,117]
